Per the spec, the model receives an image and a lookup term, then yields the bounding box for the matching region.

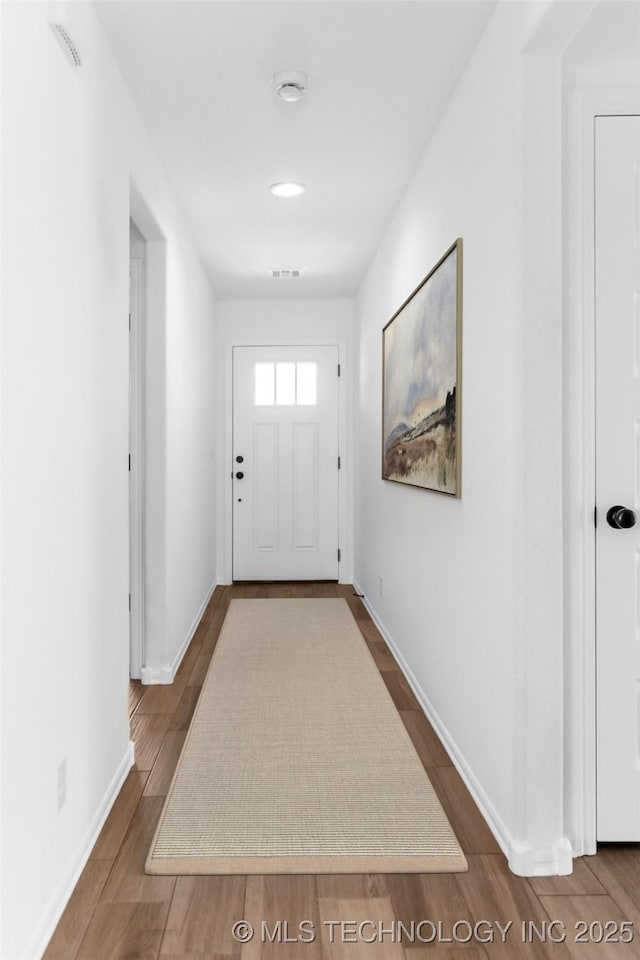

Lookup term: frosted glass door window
[254,363,275,406]
[296,362,317,405]
[275,362,296,405]
[254,361,317,407]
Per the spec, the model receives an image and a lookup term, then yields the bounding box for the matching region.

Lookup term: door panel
[595,114,640,840]
[233,345,339,581]
[293,423,319,549]
[253,422,278,550]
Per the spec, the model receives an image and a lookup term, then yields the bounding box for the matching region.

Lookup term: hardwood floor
[44,584,640,959]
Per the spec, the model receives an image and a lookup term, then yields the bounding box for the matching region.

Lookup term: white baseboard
[26,741,135,960]
[140,665,173,685]
[508,837,573,877]
[353,582,572,877]
[141,578,217,686]
[168,578,217,676]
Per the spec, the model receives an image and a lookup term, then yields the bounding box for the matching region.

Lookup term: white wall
[0,3,216,956]
[563,0,640,88]
[165,237,217,673]
[353,1,588,875]
[215,299,354,584]
[130,219,146,258]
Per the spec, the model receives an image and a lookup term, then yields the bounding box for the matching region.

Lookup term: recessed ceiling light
[270,182,306,198]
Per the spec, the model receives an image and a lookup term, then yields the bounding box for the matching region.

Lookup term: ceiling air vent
[51,24,83,68]
[271,268,303,279]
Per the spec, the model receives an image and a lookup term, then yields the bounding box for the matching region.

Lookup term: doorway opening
[129,219,146,679]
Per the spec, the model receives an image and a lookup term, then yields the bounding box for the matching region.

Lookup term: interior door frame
[564,89,640,858]
[129,256,146,678]
[221,337,351,585]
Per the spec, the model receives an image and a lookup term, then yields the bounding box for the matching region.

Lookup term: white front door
[595,114,640,840]
[232,345,340,581]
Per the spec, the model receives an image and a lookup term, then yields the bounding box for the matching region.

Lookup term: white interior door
[595,114,640,840]
[233,345,340,581]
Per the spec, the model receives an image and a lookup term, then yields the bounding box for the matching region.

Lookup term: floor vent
[51,24,83,68]
[271,268,303,279]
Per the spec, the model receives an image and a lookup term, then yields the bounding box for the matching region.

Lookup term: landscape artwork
[382,239,462,496]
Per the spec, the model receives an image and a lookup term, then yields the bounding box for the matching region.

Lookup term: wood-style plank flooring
[44,584,640,959]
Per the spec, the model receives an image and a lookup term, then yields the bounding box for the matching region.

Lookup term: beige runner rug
[145,598,467,874]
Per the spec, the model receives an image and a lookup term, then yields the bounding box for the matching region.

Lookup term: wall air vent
[271,268,303,279]
[51,24,83,68]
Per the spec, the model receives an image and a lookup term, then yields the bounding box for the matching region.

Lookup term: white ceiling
[95,1,496,299]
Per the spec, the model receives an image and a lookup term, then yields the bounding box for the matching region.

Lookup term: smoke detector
[273,70,307,103]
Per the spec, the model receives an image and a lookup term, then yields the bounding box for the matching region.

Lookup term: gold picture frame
[382,239,463,496]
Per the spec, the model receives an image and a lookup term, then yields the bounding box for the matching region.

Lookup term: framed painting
[382,238,462,496]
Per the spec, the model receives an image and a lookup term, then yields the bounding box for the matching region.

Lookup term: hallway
[44,586,640,959]
[3,1,640,955]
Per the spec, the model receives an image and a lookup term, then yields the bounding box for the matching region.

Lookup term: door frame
[221,337,351,585]
[129,256,146,678]
[564,89,640,857]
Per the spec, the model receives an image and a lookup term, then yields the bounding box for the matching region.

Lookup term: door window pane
[276,362,296,405]
[296,362,317,405]
[255,362,275,405]
[255,359,319,406]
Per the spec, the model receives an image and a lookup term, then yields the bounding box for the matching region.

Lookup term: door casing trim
[129,256,145,679]
[564,89,640,858]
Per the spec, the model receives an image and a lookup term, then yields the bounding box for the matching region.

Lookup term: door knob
[235,471,244,480]
[606,505,637,529]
